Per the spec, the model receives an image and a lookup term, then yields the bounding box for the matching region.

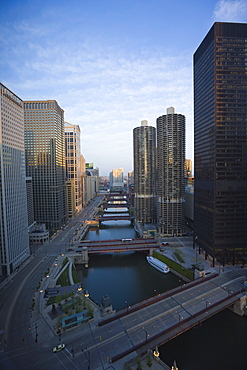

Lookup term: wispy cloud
[1,15,193,175]
[213,0,247,22]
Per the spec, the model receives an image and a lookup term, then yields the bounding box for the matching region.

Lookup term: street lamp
[143,327,148,342]
[172,360,178,370]
[82,348,90,370]
[153,346,159,357]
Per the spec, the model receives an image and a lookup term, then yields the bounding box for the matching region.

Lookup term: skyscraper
[157,107,186,236]
[194,22,247,265]
[133,120,156,224]
[24,100,67,232]
[0,84,29,276]
[65,122,82,217]
[109,168,124,189]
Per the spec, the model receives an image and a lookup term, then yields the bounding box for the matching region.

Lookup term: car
[162,242,169,246]
[52,344,65,353]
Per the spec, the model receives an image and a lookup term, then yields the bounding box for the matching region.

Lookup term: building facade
[133,120,156,224]
[64,122,82,217]
[156,107,186,236]
[24,100,67,232]
[194,22,247,265]
[0,83,29,276]
[109,168,124,189]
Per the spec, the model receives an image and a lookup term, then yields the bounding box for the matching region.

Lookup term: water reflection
[76,251,181,310]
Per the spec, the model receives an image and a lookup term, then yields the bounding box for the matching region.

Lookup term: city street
[0,195,104,370]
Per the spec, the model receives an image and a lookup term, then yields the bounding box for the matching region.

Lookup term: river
[76,211,247,370]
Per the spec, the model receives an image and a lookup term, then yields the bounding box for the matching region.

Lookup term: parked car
[52,344,65,353]
[162,242,169,246]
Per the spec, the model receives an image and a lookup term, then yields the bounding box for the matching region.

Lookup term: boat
[146,256,170,274]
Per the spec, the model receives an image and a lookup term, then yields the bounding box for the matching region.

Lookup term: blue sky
[1,0,247,175]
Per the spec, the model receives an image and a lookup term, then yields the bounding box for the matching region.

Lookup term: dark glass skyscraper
[133,120,156,224]
[24,100,67,232]
[194,22,247,265]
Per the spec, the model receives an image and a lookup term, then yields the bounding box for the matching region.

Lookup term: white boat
[146,256,170,274]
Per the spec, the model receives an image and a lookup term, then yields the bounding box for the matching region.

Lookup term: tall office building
[0,84,29,276]
[109,168,124,189]
[194,22,247,265]
[64,122,82,217]
[133,120,156,224]
[157,107,186,236]
[24,100,67,232]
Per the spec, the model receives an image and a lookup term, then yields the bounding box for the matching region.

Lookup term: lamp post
[82,348,90,370]
[153,346,159,357]
[143,327,148,342]
[172,360,178,370]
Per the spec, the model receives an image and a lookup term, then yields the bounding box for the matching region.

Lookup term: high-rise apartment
[0,83,29,276]
[24,100,67,232]
[157,107,186,236]
[64,122,82,217]
[133,120,156,224]
[194,22,247,265]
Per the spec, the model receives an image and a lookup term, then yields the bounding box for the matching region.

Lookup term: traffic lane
[71,319,125,354]
[125,305,191,347]
[120,297,179,331]
[5,256,55,351]
[0,346,64,370]
[90,332,132,367]
[172,280,218,305]
[0,255,55,350]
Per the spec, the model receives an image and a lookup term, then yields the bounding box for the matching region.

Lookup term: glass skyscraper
[24,100,67,232]
[0,84,29,276]
[194,22,247,265]
[133,120,156,224]
[156,107,186,236]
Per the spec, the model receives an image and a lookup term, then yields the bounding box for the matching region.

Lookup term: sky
[1,0,247,176]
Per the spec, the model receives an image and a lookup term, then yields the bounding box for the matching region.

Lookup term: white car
[52,343,65,353]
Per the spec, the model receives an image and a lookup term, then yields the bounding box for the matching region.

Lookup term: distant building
[156,107,186,236]
[65,122,82,217]
[133,120,156,224]
[109,168,124,190]
[127,171,134,187]
[185,159,192,177]
[0,83,29,276]
[194,22,247,265]
[24,100,67,232]
[83,163,100,204]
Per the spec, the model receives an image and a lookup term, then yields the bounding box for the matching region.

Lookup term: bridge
[72,269,246,364]
[79,238,156,252]
[102,203,129,209]
[105,197,128,202]
[72,238,158,263]
[98,215,135,223]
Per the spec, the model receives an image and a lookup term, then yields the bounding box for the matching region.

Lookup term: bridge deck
[75,269,246,364]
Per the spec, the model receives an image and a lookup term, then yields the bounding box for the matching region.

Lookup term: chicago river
[78,210,247,370]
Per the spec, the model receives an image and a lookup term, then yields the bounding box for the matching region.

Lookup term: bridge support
[81,247,89,266]
[229,293,247,316]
